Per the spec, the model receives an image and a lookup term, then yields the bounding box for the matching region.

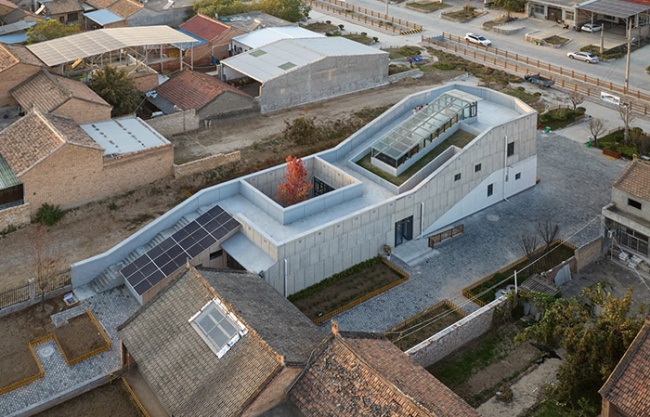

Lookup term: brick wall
[55,98,112,124]
[146,110,199,136]
[0,63,41,107]
[545,257,577,284]
[0,203,30,231]
[174,151,241,179]
[131,72,158,93]
[575,237,602,272]
[406,297,507,367]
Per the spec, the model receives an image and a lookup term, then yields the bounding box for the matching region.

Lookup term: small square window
[507,142,515,157]
[454,173,461,181]
[487,184,494,196]
[475,163,482,172]
[515,173,521,180]
[628,198,642,210]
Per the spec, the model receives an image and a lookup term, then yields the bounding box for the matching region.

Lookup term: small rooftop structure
[232,26,324,50]
[84,8,123,26]
[80,117,170,156]
[578,0,650,19]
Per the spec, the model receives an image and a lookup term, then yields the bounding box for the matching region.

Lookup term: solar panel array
[121,205,239,296]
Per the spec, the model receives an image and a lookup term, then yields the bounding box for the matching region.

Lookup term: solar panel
[120,205,239,296]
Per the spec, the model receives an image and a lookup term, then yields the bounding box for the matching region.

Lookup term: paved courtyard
[334,131,629,332]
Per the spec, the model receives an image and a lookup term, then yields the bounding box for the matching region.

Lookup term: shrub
[36,203,64,226]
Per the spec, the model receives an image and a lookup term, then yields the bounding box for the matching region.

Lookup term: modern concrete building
[219,36,389,113]
[602,158,650,264]
[72,83,537,302]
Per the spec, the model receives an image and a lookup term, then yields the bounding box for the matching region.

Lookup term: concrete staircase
[88,208,210,294]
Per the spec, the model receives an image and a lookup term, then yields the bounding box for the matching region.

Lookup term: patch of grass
[382,46,422,59]
[356,129,476,185]
[389,65,412,75]
[36,203,64,226]
[300,22,338,33]
[107,202,118,211]
[127,213,155,226]
[441,6,482,20]
[525,400,576,417]
[424,49,522,85]
[504,87,541,105]
[539,107,586,130]
[343,33,374,45]
[406,1,450,11]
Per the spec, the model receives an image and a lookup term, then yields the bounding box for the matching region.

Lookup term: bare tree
[536,220,560,253]
[587,118,607,146]
[567,91,585,111]
[619,103,636,145]
[29,225,62,311]
[520,234,539,262]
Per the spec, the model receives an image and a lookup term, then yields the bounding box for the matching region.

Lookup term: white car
[464,33,492,46]
[581,23,602,33]
[567,51,599,63]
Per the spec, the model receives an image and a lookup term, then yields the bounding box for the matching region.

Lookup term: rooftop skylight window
[189,298,247,358]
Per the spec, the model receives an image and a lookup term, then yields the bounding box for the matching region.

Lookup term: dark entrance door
[395,216,414,247]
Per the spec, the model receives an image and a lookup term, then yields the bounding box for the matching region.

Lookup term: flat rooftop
[81,117,170,156]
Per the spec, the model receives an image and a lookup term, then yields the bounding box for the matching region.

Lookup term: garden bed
[464,243,575,305]
[300,22,338,33]
[386,300,466,351]
[343,33,375,45]
[441,6,485,22]
[406,1,450,12]
[289,256,408,323]
[543,35,570,48]
[54,311,110,364]
[539,107,586,131]
[592,128,649,160]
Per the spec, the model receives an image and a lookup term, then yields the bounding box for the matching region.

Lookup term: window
[487,184,494,196]
[515,172,521,180]
[531,3,544,14]
[454,173,461,181]
[628,198,642,210]
[475,163,482,173]
[209,249,223,260]
[395,216,413,247]
[313,177,334,197]
[507,142,515,157]
[67,12,78,21]
[617,225,649,256]
[565,10,574,21]
[189,299,247,358]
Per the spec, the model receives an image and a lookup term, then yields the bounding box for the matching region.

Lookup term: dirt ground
[54,312,108,362]
[34,382,143,417]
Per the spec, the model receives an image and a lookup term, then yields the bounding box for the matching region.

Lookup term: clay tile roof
[600,317,650,417]
[3,43,45,68]
[157,70,249,111]
[118,266,300,417]
[85,0,116,9]
[612,158,650,202]
[0,0,18,12]
[0,110,101,176]
[289,331,481,417]
[0,43,18,72]
[180,14,231,42]
[45,0,83,15]
[107,0,142,18]
[11,70,111,114]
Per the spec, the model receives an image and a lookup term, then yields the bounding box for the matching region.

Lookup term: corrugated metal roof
[578,0,650,18]
[0,154,20,189]
[84,9,124,26]
[172,28,207,51]
[27,26,199,66]
[0,21,35,36]
[233,26,324,49]
[80,116,170,156]
[222,37,387,83]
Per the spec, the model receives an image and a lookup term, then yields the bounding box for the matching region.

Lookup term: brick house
[602,158,650,263]
[11,69,112,124]
[153,70,256,121]
[117,264,481,417]
[0,109,173,217]
[599,317,650,417]
[38,0,84,24]
[0,43,45,107]
[106,0,142,22]
[179,14,244,67]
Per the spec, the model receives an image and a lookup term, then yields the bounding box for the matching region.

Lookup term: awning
[220,232,276,274]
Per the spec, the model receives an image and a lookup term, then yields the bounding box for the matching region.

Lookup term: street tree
[26,20,81,44]
[277,156,312,207]
[516,284,645,410]
[536,220,559,253]
[88,66,140,117]
[29,225,63,311]
[587,118,606,146]
[567,91,585,111]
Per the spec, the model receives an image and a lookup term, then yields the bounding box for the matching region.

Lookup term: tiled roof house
[282,325,481,417]
[40,0,84,24]
[0,43,45,107]
[118,265,324,417]
[154,70,255,120]
[600,317,650,417]
[179,14,244,65]
[0,109,173,216]
[11,69,112,123]
[602,158,650,263]
[107,0,142,19]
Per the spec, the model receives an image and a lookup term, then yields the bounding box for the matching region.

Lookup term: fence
[428,224,464,248]
[422,34,650,115]
[308,0,422,34]
[0,270,71,312]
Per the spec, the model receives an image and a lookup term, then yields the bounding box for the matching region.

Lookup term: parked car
[581,23,602,33]
[524,73,555,87]
[464,33,492,46]
[567,51,599,63]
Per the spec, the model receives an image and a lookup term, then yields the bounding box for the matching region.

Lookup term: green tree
[192,0,250,19]
[492,0,525,18]
[517,284,645,411]
[26,20,81,45]
[259,0,310,22]
[88,66,140,117]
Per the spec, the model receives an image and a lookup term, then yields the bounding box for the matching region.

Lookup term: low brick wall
[545,256,577,284]
[575,236,602,272]
[406,296,507,367]
[145,110,199,137]
[388,69,423,83]
[0,203,30,231]
[173,151,241,179]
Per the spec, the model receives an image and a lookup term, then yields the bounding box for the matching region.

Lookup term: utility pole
[625,19,632,91]
[600,23,604,53]
[623,102,630,144]
[385,0,388,17]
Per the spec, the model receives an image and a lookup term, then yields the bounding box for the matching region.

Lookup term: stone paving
[333,131,629,332]
[0,287,139,417]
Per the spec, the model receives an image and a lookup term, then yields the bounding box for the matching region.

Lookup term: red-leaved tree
[277,155,312,207]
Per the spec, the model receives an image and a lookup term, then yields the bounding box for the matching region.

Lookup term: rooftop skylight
[189,298,247,358]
